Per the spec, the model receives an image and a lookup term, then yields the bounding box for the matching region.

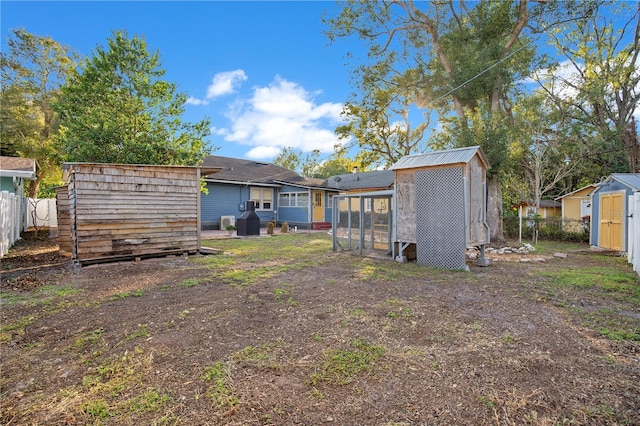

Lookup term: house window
[327,194,333,209]
[250,187,273,211]
[278,192,309,207]
[279,193,290,207]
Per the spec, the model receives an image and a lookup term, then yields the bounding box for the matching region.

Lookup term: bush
[503,216,589,243]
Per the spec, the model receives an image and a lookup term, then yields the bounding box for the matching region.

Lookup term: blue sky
[2,1,638,165]
[1,1,359,161]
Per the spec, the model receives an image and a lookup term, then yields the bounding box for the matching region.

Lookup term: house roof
[201,155,308,185]
[324,170,394,191]
[514,199,561,209]
[0,156,37,180]
[389,146,490,171]
[598,173,640,191]
[555,184,596,201]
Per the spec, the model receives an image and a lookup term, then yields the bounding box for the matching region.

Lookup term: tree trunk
[486,174,504,243]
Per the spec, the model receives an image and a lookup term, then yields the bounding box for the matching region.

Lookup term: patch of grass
[178,278,202,287]
[126,388,171,413]
[232,340,285,367]
[202,234,331,263]
[39,284,84,298]
[110,289,144,301]
[309,337,385,386]
[125,324,150,342]
[353,258,442,283]
[178,309,191,320]
[72,329,105,349]
[0,315,36,342]
[382,298,414,321]
[347,308,366,318]
[200,362,239,409]
[574,308,640,341]
[82,398,111,420]
[535,266,640,303]
[534,240,591,255]
[189,254,237,268]
[274,285,299,306]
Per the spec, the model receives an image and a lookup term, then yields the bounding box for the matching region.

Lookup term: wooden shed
[56,163,215,264]
[590,173,640,252]
[389,146,490,270]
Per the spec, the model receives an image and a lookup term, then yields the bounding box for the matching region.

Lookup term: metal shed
[56,162,219,264]
[390,146,491,270]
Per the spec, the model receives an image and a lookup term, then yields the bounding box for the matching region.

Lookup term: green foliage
[542,1,639,176]
[0,29,76,196]
[55,30,212,166]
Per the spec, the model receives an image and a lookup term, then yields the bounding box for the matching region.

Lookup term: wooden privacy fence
[0,190,22,258]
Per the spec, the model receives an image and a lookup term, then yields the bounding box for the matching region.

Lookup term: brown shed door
[599,192,624,251]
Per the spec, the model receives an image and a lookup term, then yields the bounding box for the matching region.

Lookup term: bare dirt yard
[1,231,639,425]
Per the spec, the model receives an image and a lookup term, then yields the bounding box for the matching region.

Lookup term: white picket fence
[0,194,58,258]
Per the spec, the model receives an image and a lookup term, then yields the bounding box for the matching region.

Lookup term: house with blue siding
[200,155,339,230]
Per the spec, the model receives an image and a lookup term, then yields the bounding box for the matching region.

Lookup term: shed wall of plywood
[396,169,416,243]
[468,155,489,245]
[66,164,200,262]
[55,186,72,257]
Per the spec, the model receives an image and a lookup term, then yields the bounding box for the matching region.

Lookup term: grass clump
[200,362,239,409]
[310,337,385,386]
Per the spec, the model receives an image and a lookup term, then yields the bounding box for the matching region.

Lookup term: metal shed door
[415,167,466,270]
[599,191,624,251]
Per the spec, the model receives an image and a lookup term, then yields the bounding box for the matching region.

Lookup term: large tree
[0,29,77,197]
[325,0,550,241]
[55,30,212,166]
[335,64,430,168]
[534,1,639,177]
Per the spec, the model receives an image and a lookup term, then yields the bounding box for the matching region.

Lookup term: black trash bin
[237,201,261,236]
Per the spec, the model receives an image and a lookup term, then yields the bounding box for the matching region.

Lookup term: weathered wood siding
[468,155,489,246]
[395,169,416,243]
[395,155,489,247]
[55,186,72,257]
[65,163,200,263]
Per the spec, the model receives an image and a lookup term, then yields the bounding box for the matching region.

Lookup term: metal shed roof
[325,170,394,191]
[600,173,640,191]
[389,146,490,171]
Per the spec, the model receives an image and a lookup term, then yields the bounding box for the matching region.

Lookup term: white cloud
[245,146,282,159]
[185,96,208,106]
[206,69,248,99]
[219,76,345,160]
[186,69,248,106]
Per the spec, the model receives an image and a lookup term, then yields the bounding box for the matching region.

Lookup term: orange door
[599,192,624,251]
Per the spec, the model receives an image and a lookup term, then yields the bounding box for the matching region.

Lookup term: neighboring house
[200,155,339,230]
[1,156,37,257]
[555,184,596,232]
[513,199,562,219]
[0,156,37,195]
[590,173,640,252]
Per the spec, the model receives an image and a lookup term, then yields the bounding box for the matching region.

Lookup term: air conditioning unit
[220,215,236,229]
